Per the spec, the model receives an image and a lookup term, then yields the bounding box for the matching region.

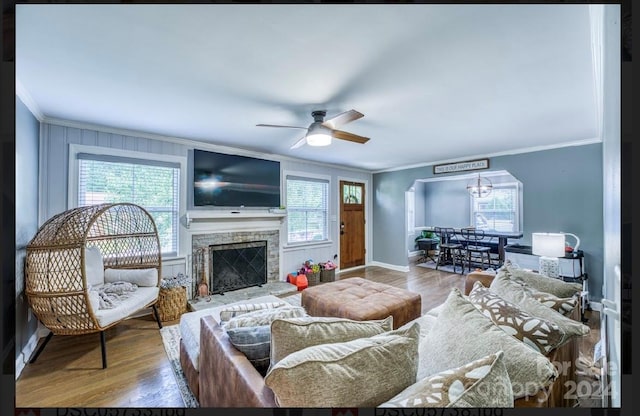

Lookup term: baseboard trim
[408,250,423,258]
[368,261,410,273]
[589,301,602,312]
[337,265,366,274]
[16,331,41,380]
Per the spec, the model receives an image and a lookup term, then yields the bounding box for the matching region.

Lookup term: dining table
[423,227,523,266]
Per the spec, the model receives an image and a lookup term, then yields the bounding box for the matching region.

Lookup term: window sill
[283,240,334,251]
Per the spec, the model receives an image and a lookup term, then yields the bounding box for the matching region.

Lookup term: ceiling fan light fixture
[306,132,332,146]
[306,123,333,146]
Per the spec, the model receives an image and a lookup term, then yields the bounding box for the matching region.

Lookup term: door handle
[340,222,345,235]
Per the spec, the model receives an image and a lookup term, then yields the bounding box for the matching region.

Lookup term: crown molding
[16,78,44,121]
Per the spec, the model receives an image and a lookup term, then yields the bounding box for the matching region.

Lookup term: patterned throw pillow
[379,351,513,408]
[265,324,420,407]
[489,269,589,340]
[225,325,271,376]
[417,288,557,399]
[218,301,286,323]
[223,306,307,329]
[530,292,579,316]
[270,316,393,366]
[468,282,566,354]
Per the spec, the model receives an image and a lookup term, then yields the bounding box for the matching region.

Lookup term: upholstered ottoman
[301,277,421,329]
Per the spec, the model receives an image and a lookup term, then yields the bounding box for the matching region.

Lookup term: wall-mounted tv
[193,149,281,208]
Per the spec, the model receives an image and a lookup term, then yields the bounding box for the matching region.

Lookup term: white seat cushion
[93,286,159,327]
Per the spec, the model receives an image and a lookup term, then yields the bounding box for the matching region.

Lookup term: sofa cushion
[270,315,393,366]
[92,286,159,327]
[468,281,566,354]
[223,306,307,329]
[104,268,158,287]
[504,263,582,298]
[418,288,557,399]
[219,301,286,323]
[264,323,420,407]
[379,351,513,408]
[225,325,271,376]
[489,270,589,341]
[84,245,104,288]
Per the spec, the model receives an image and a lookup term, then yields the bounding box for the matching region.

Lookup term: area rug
[416,261,469,275]
[159,293,302,408]
[159,325,199,408]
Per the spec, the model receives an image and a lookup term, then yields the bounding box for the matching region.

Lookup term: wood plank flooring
[15,262,601,408]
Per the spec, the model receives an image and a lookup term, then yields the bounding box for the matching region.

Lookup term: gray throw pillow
[265,323,420,407]
[270,316,393,366]
[504,264,582,298]
[418,288,557,399]
[225,325,271,376]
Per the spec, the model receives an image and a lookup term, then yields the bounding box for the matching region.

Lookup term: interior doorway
[340,180,366,269]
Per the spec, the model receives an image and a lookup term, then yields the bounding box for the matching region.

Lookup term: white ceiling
[16,4,600,171]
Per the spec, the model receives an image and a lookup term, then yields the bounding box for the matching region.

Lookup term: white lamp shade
[532,233,565,258]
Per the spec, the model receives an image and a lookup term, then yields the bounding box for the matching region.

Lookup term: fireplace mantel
[183,210,286,230]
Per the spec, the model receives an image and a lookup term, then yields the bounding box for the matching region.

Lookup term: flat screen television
[193,149,281,208]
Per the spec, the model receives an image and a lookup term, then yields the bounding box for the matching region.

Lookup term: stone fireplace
[192,230,280,296]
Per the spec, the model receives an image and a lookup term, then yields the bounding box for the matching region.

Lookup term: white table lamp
[532,232,566,278]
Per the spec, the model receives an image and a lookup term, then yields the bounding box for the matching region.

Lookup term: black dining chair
[433,227,464,274]
[460,228,493,271]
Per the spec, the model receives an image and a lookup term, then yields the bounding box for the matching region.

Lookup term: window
[77,153,180,256]
[286,175,329,244]
[470,184,520,233]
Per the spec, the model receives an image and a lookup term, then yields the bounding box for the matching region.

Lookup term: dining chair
[433,227,464,274]
[460,228,493,271]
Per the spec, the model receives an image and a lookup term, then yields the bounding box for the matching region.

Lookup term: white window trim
[283,170,332,248]
[469,181,521,233]
[68,143,188,255]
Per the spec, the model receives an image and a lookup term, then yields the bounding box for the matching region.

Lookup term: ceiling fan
[257,109,370,149]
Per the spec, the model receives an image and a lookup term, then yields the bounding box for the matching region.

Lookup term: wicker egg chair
[25,202,163,368]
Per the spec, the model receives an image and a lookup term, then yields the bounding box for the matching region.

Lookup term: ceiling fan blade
[290,136,307,149]
[256,124,308,129]
[322,109,364,129]
[332,130,370,144]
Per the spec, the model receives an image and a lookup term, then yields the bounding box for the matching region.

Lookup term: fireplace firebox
[208,240,267,294]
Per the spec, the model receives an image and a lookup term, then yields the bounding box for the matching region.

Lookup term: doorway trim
[337,176,370,270]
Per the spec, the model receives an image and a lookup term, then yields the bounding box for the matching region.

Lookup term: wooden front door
[340,181,366,269]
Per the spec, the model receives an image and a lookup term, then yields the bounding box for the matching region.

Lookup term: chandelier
[467,174,493,198]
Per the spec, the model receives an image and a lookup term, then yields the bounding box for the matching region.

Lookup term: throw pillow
[265,323,420,407]
[225,325,271,376]
[223,306,307,329]
[104,268,158,287]
[504,264,582,298]
[468,281,566,354]
[530,292,579,316]
[219,301,286,323]
[84,246,104,288]
[270,316,393,366]
[489,270,589,340]
[379,351,513,408]
[418,288,557,399]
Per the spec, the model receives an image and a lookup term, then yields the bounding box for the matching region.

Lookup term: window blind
[286,176,329,244]
[77,154,180,256]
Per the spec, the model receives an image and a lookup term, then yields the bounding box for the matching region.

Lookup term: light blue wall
[373,143,605,300]
[424,179,471,229]
[15,96,40,363]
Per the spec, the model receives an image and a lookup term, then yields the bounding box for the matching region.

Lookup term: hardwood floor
[15,261,601,407]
